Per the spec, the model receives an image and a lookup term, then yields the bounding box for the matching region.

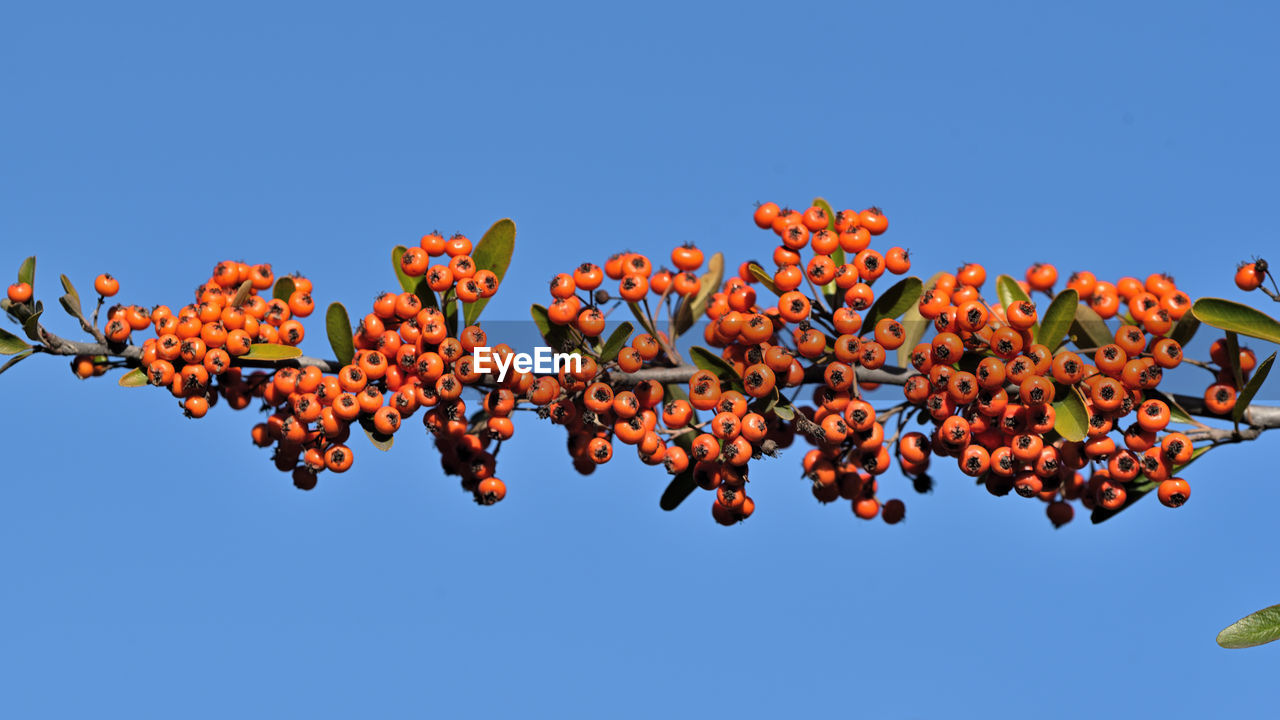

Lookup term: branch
[22,325,1280,434]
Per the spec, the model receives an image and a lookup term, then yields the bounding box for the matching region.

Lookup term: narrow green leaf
[391,246,417,294]
[1235,352,1276,424]
[996,274,1032,310]
[230,279,254,308]
[463,218,516,327]
[443,295,458,337]
[1169,312,1201,347]
[58,294,84,323]
[1225,332,1246,404]
[17,256,35,287]
[812,197,836,232]
[359,416,395,451]
[773,401,796,421]
[59,274,81,313]
[599,322,634,364]
[674,252,724,337]
[747,386,780,416]
[1052,390,1089,442]
[1145,389,1197,425]
[530,304,573,353]
[660,430,697,511]
[1173,444,1212,474]
[240,343,304,361]
[1036,289,1078,350]
[1070,303,1112,350]
[325,302,355,367]
[689,345,744,392]
[627,302,654,336]
[747,262,781,296]
[415,278,439,310]
[813,197,843,305]
[1192,298,1280,345]
[22,301,43,342]
[659,470,697,511]
[273,276,296,303]
[0,327,32,355]
[118,367,148,387]
[861,276,924,334]
[0,347,34,376]
[897,271,946,367]
[1218,604,1280,649]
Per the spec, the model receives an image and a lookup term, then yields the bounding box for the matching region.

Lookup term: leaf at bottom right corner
[1218,604,1280,649]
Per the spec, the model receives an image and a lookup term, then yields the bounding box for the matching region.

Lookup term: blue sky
[3,2,1280,717]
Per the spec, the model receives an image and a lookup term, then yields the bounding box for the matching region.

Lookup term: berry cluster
[5,202,1273,528]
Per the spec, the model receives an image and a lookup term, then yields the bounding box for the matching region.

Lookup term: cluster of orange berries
[538,239,809,524]
[398,232,500,303]
[896,265,1226,524]
[14,201,1268,527]
[91,263,357,491]
[538,202,912,524]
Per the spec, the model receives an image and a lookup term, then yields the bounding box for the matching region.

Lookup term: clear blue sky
[3,2,1279,717]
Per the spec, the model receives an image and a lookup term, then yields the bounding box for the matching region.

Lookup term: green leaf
[689,345,744,392]
[599,322,634,364]
[59,274,81,313]
[747,387,780,416]
[273,276,296,303]
[659,471,697,511]
[1070,303,1112,350]
[240,343,304,361]
[117,367,148,387]
[17,256,35,288]
[1218,604,1280,649]
[58,294,84,324]
[1169,312,1201,347]
[1192,298,1280,345]
[22,301,43,342]
[673,252,724,337]
[530,304,573,354]
[1173,444,1212,474]
[996,274,1032,310]
[1052,390,1089,442]
[660,430,697,511]
[627,301,654,336]
[463,218,516,327]
[391,246,417,294]
[359,416,395,451]
[812,197,836,232]
[443,295,458,338]
[773,401,796,421]
[1036,289,1078,350]
[0,347,33,376]
[1235,351,1276,424]
[1224,332,1245,398]
[747,262,781,296]
[1145,389,1197,425]
[813,197,843,305]
[0,327,31,355]
[414,278,439,310]
[230,280,254,308]
[861,276,924,334]
[326,302,355,367]
[897,271,946,367]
